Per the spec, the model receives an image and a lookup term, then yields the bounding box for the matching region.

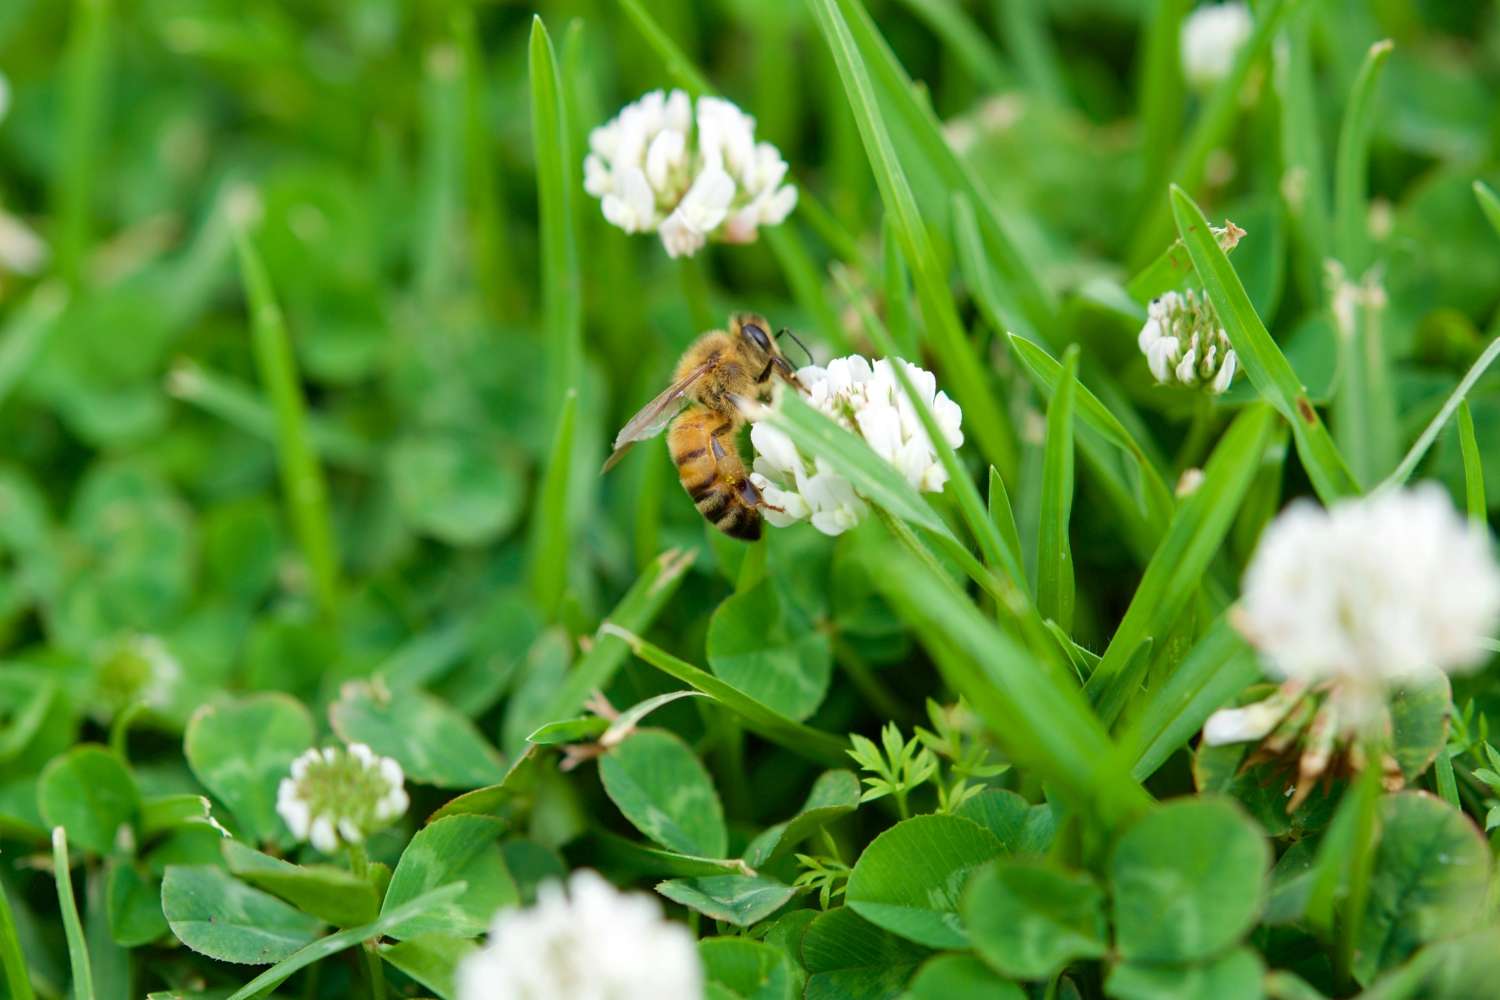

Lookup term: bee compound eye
[743,322,771,352]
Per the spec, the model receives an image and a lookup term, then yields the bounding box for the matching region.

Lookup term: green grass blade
[763,392,956,541]
[1133,0,1189,218]
[809,0,1019,483]
[1332,40,1393,273]
[456,7,515,317]
[1087,405,1277,700]
[987,467,1026,592]
[52,828,95,1000]
[532,549,697,730]
[1330,41,1397,485]
[166,360,375,470]
[1038,346,1078,631]
[0,872,34,1000]
[530,16,583,423]
[1276,8,1331,303]
[1129,0,1296,265]
[53,0,111,289]
[894,0,1008,93]
[528,391,577,616]
[0,282,66,412]
[994,0,1068,106]
[1382,334,1500,488]
[224,884,465,1000]
[1171,184,1360,502]
[881,215,918,358]
[953,192,1033,348]
[1009,334,1175,526]
[1459,402,1486,522]
[830,264,1023,588]
[865,538,1152,828]
[602,625,850,768]
[829,0,1056,340]
[616,0,712,96]
[234,225,341,618]
[1120,616,1261,780]
[1477,180,1500,236]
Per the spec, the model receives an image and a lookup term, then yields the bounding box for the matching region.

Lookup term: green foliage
[4,0,1500,996]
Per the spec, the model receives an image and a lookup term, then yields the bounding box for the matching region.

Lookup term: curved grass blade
[809,0,1019,482]
[1381,334,1500,488]
[828,0,1055,341]
[166,360,376,471]
[862,540,1151,828]
[1038,347,1078,631]
[0,283,66,413]
[223,884,466,1000]
[1171,185,1359,502]
[1129,0,1296,264]
[1008,334,1175,530]
[53,0,111,289]
[0,874,32,1000]
[1330,40,1397,485]
[235,224,341,619]
[1087,405,1277,702]
[530,16,583,423]
[829,263,1022,588]
[1332,40,1393,275]
[1119,616,1261,780]
[532,548,697,729]
[987,467,1026,592]
[1459,401,1486,522]
[602,625,850,768]
[1478,180,1500,236]
[52,829,94,1000]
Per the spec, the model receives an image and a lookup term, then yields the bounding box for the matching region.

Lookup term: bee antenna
[776,327,812,367]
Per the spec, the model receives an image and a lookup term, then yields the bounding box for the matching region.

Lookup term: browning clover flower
[276,743,408,853]
[1138,289,1238,394]
[583,89,797,258]
[1204,485,1500,806]
[749,355,963,536]
[1180,2,1253,90]
[456,869,703,1000]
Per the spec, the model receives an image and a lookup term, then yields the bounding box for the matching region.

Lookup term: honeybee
[603,313,805,541]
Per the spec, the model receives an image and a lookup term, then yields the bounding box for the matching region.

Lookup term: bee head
[731,312,775,357]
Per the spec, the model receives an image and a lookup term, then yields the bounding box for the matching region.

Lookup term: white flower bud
[1137,289,1238,394]
[1181,3,1253,90]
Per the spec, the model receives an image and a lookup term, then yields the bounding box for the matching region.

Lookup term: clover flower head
[456,869,702,1000]
[1138,289,1238,394]
[749,355,963,537]
[1204,486,1500,807]
[1237,485,1500,686]
[1181,2,1253,89]
[583,89,797,258]
[276,743,408,853]
[96,634,181,716]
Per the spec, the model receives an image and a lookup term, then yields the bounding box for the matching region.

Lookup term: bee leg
[735,476,785,514]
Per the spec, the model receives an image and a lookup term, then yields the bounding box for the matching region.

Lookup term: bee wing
[601,362,713,473]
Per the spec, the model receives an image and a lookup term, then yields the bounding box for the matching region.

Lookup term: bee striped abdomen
[669,407,762,541]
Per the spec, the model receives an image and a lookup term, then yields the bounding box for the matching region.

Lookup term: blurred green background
[1,0,1500,990]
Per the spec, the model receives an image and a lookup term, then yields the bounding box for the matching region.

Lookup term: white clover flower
[1203,486,1500,806]
[1137,289,1238,394]
[456,869,702,1000]
[1237,485,1500,685]
[1181,2,1253,89]
[95,634,181,716]
[276,743,408,853]
[749,355,963,537]
[584,89,797,258]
